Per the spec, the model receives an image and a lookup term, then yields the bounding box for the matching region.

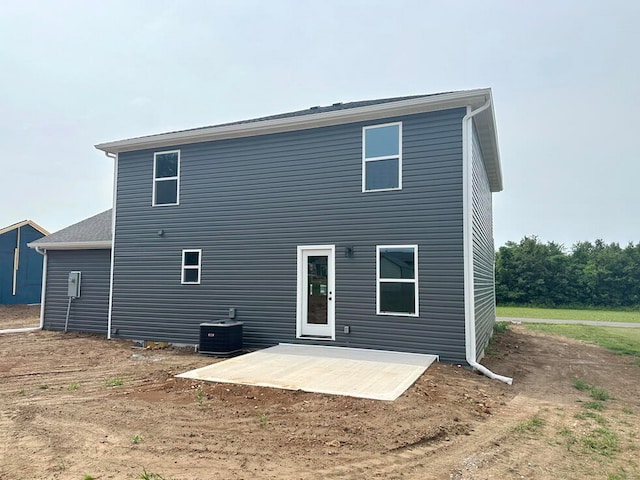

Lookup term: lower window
[181,249,202,284]
[376,245,418,316]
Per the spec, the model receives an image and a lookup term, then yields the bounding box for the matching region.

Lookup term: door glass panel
[307,255,328,325]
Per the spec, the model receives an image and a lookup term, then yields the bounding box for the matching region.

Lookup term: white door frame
[296,245,335,339]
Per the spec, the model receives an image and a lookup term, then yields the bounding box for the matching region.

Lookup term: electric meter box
[68,271,81,298]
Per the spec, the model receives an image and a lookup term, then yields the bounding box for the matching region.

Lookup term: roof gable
[0,220,49,237]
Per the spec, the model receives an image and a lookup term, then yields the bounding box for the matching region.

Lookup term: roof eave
[95,89,493,154]
[27,241,112,250]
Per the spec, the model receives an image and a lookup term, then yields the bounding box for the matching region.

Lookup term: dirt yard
[1,309,639,479]
[0,304,40,330]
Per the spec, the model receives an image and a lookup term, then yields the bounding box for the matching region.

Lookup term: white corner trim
[39,250,47,330]
[107,153,118,340]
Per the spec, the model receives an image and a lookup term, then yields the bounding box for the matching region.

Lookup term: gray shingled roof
[29,209,112,249]
[98,92,456,147]
[191,94,444,130]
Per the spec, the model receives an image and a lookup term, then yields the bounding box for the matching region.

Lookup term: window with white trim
[363,122,402,192]
[181,249,201,284]
[153,150,180,206]
[376,245,418,316]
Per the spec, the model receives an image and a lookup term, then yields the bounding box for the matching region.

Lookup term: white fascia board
[95,89,493,154]
[473,106,503,192]
[27,241,112,250]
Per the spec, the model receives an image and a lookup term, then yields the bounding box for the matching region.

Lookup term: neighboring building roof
[28,209,112,250]
[0,220,49,237]
[96,88,503,192]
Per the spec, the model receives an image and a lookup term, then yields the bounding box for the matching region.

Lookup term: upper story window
[181,249,201,284]
[153,150,180,206]
[376,245,418,316]
[363,122,402,192]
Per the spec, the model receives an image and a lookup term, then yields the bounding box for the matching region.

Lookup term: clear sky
[1,1,638,249]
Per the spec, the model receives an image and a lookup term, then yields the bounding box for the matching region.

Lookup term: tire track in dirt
[313,394,542,479]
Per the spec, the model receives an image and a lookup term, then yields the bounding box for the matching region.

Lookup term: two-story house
[30,88,504,372]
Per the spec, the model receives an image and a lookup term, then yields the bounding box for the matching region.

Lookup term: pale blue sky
[1,0,638,248]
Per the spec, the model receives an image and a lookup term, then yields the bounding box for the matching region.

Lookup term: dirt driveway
[1,308,639,479]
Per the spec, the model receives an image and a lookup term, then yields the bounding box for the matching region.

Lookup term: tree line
[495,236,640,308]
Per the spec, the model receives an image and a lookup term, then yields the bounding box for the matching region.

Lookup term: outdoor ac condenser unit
[199,321,243,357]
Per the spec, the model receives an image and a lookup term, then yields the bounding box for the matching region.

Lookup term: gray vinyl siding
[471,124,496,358]
[112,108,468,362]
[42,249,111,334]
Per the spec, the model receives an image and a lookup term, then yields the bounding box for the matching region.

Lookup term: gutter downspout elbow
[462,97,513,386]
[468,359,513,385]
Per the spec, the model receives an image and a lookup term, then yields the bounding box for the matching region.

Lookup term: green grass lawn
[524,324,640,363]
[496,306,640,323]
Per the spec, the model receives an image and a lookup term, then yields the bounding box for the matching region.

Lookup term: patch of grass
[584,401,605,411]
[195,388,205,405]
[525,324,640,360]
[39,384,49,390]
[496,306,640,323]
[582,427,619,456]
[105,377,123,387]
[557,426,577,450]
[575,411,607,425]
[493,321,509,334]
[258,412,269,429]
[622,407,634,415]
[607,474,629,480]
[590,387,610,401]
[138,468,171,480]
[515,415,544,433]
[18,389,26,396]
[573,379,592,391]
[83,475,95,480]
[132,434,143,444]
[68,382,79,391]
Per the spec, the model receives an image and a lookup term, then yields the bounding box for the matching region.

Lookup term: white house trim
[26,241,112,250]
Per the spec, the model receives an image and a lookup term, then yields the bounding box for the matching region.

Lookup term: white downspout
[105,151,118,340]
[462,98,513,385]
[34,246,47,330]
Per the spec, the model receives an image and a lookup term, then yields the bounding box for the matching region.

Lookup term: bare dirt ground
[0,304,40,330]
[1,310,639,480]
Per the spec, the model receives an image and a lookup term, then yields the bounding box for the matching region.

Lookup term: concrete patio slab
[177,343,438,401]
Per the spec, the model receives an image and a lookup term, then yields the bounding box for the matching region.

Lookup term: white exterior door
[297,245,335,339]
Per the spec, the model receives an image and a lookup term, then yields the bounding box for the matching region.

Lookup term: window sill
[376,312,419,318]
[362,187,402,193]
